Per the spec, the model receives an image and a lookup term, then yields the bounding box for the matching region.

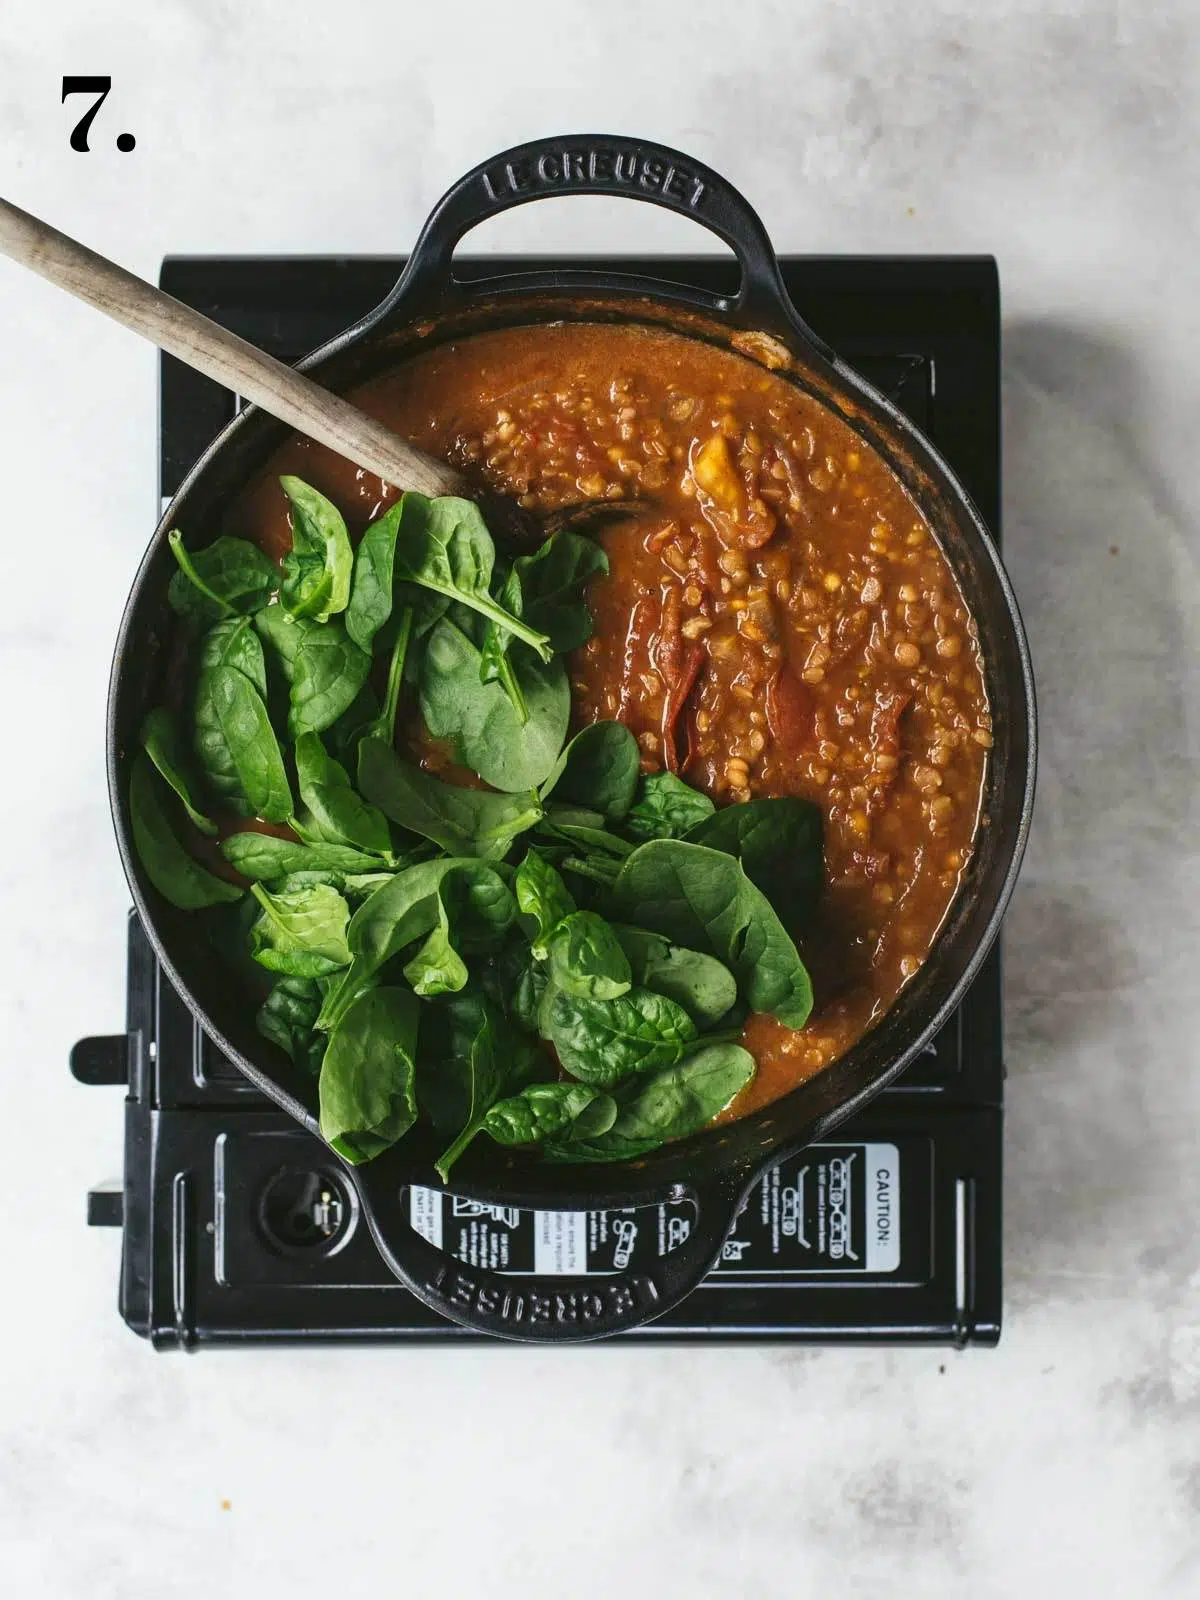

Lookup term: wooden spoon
[0,195,642,535]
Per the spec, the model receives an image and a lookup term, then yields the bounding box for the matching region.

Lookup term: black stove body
[74,253,1004,1348]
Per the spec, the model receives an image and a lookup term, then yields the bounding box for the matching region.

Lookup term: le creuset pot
[108,136,1036,1342]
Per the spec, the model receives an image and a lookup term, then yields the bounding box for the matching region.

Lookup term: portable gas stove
[73,253,1003,1348]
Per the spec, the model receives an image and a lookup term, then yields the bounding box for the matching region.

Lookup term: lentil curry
[227,322,990,1119]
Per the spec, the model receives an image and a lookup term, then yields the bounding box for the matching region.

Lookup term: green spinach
[344,499,402,651]
[547,1043,755,1162]
[249,880,352,977]
[612,840,813,1028]
[514,849,575,957]
[129,753,242,910]
[545,911,632,1001]
[257,975,326,1073]
[390,493,551,658]
[140,707,216,836]
[538,984,696,1087]
[484,1082,617,1147]
[167,530,277,625]
[686,797,824,931]
[419,615,569,792]
[358,737,541,860]
[278,475,353,622]
[256,607,371,737]
[625,770,716,840]
[294,731,393,859]
[320,986,419,1162]
[612,925,738,1028]
[220,831,385,880]
[540,720,640,818]
[192,618,292,821]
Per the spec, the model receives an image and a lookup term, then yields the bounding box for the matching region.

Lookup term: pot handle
[381,134,830,352]
[350,1160,753,1342]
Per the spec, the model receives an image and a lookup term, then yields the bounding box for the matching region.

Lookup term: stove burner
[76,252,1004,1348]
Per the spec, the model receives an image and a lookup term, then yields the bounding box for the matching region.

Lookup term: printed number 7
[62,76,113,152]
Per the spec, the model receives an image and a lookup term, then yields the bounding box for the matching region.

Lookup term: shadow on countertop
[997,319,1200,1303]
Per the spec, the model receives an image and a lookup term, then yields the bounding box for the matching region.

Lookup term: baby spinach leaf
[294,731,393,859]
[484,1082,617,1147]
[440,861,518,953]
[256,607,371,737]
[278,475,353,622]
[545,911,632,1001]
[686,797,824,931]
[192,620,292,822]
[342,870,401,902]
[320,986,419,1163]
[514,848,576,957]
[612,840,813,1029]
[249,880,352,977]
[357,736,541,859]
[357,606,413,752]
[220,832,384,880]
[198,612,269,694]
[390,493,551,659]
[419,616,570,792]
[344,499,403,651]
[625,770,716,841]
[547,1043,755,1162]
[538,985,696,1087]
[478,564,530,724]
[515,531,608,651]
[140,707,217,836]
[317,857,501,1029]
[256,975,326,1073]
[536,815,634,859]
[612,925,738,1029]
[403,897,469,997]
[539,720,640,818]
[128,753,243,910]
[167,530,277,625]
[432,1004,530,1180]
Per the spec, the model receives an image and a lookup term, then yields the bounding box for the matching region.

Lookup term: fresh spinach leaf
[478,564,530,723]
[140,706,217,836]
[249,880,352,977]
[356,606,412,750]
[538,985,696,1087]
[320,986,419,1162]
[390,493,551,659]
[514,848,576,957]
[612,925,738,1029]
[545,911,632,1001]
[403,896,469,997]
[539,720,640,819]
[484,1082,617,1147]
[256,975,326,1073]
[294,731,393,859]
[256,607,371,737]
[686,797,824,931]
[547,1043,755,1162]
[167,531,277,625]
[344,499,403,651]
[612,840,813,1029]
[625,770,716,841]
[358,736,541,860]
[536,815,634,859]
[419,615,570,792]
[432,1004,532,1180]
[514,531,608,651]
[278,475,353,622]
[440,861,518,953]
[317,857,505,1029]
[192,619,292,821]
[129,753,242,910]
[220,831,385,880]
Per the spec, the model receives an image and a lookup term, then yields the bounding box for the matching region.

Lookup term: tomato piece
[766,668,816,753]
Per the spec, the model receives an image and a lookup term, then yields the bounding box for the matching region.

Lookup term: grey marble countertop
[1,2,1197,1594]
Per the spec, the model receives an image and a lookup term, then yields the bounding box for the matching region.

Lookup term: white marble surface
[1,1,1198,1593]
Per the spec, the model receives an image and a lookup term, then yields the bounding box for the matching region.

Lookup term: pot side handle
[380,133,831,353]
[351,1161,752,1343]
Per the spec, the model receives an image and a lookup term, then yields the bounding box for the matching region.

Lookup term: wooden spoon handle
[0,195,466,497]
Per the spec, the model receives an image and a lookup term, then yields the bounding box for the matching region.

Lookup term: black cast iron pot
[108,136,1036,1342]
